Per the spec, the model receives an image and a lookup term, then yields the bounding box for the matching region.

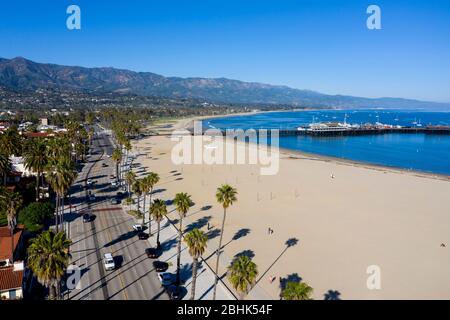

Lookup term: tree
[125,171,136,197]
[27,230,71,300]
[18,202,54,232]
[213,184,237,300]
[46,157,76,232]
[228,255,258,299]
[150,199,167,248]
[142,172,159,231]
[0,151,11,185]
[23,138,48,201]
[112,148,122,182]
[132,179,143,214]
[0,190,23,263]
[1,127,22,157]
[184,228,208,300]
[173,192,192,285]
[281,281,314,300]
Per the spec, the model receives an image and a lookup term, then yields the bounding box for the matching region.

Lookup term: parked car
[153,261,169,272]
[138,232,149,240]
[88,193,96,201]
[86,179,93,185]
[145,247,161,259]
[102,163,108,167]
[165,285,184,300]
[103,253,115,271]
[111,180,118,187]
[82,213,91,223]
[158,272,174,286]
[132,224,143,232]
[116,192,123,198]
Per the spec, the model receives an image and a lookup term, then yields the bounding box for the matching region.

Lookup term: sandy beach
[131,116,450,300]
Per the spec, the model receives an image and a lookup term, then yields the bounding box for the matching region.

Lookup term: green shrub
[18,202,55,232]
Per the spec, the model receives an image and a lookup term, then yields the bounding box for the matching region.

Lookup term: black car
[145,247,161,259]
[138,232,149,240]
[165,285,185,300]
[82,213,91,223]
[110,197,120,205]
[153,261,169,272]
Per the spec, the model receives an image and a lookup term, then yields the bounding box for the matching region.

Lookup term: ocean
[203,109,450,176]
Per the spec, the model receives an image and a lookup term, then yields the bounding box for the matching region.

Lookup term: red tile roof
[0,266,23,291]
[0,225,24,261]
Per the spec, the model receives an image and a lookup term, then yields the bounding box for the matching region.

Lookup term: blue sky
[1,0,449,102]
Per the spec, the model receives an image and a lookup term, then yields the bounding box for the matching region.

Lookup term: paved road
[65,126,167,300]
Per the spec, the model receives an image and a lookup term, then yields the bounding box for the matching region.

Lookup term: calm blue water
[203,110,450,176]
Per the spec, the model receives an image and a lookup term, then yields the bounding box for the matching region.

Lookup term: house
[0,225,25,300]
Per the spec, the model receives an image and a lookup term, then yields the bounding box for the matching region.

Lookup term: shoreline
[166,114,450,182]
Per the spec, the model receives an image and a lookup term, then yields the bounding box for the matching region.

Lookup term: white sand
[132,117,450,300]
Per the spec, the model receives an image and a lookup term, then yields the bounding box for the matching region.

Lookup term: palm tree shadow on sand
[255,237,299,286]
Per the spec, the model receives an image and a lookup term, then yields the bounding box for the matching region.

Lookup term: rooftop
[0,266,23,291]
[0,225,24,261]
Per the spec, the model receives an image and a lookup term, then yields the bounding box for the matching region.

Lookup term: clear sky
[1,0,449,102]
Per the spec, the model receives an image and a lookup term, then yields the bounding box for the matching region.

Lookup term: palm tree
[27,230,71,300]
[125,171,136,197]
[112,148,122,182]
[143,172,159,231]
[1,127,22,157]
[281,281,313,300]
[213,184,238,300]
[228,255,258,299]
[173,192,192,285]
[184,228,208,300]
[150,199,167,248]
[46,157,76,232]
[0,151,11,185]
[132,179,143,214]
[0,190,23,263]
[23,138,48,201]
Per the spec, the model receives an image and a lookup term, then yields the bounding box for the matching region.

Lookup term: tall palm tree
[173,192,192,285]
[112,148,122,182]
[46,157,76,232]
[213,184,238,300]
[228,255,258,299]
[1,127,22,157]
[0,190,23,263]
[143,172,159,231]
[281,281,314,300]
[0,151,11,185]
[150,199,167,248]
[27,230,72,300]
[23,138,48,201]
[184,228,208,300]
[132,179,143,214]
[125,171,136,197]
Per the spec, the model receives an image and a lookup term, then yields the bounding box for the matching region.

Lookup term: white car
[103,253,115,271]
[87,179,93,185]
[132,224,143,232]
[111,180,118,186]
[158,272,174,286]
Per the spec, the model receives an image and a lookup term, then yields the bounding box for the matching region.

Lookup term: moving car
[102,163,108,167]
[158,272,174,286]
[138,232,149,240]
[82,213,91,223]
[110,197,120,205]
[103,253,115,271]
[145,247,161,259]
[153,261,169,272]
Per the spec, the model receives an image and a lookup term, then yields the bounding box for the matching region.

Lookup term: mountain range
[1,57,448,110]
